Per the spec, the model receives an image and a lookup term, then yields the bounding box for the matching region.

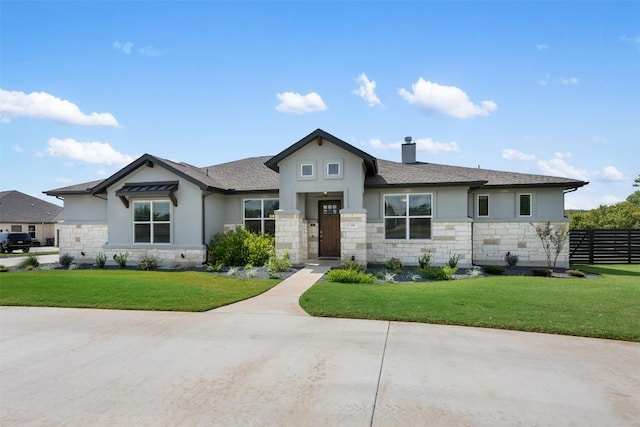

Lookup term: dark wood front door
[319,200,341,258]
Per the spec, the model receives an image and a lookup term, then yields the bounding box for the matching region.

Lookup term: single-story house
[0,190,63,245]
[45,129,587,268]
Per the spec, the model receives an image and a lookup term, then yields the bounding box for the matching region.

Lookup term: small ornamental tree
[531,222,569,269]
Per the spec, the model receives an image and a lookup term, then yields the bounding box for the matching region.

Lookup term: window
[327,162,340,176]
[519,194,532,217]
[477,195,489,217]
[28,225,36,238]
[301,164,313,177]
[384,194,432,240]
[11,225,21,232]
[133,201,171,243]
[244,199,279,235]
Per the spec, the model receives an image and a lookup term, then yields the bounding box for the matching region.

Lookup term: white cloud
[621,35,640,50]
[275,91,327,114]
[368,137,459,154]
[501,149,535,161]
[55,177,73,184]
[537,152,589,181]
[599,166,625,181]
[536,44,549,50]
[46,138,133,167]
[398,78,497,119]
[0,89,119,126]
[12,145,24,152]
[353,73,382,107]
[138,46,166,57]
[560,77,579,85]
[113,40,134,54]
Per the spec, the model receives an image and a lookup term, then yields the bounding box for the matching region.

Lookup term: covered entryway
[319,200,341,257]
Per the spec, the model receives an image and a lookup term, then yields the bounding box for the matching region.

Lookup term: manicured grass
[0,270,278,312]
[300,264,640,342]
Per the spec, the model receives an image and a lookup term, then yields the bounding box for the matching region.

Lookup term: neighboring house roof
[265,128,378,176]
[0,190,64,223]
[44,129,587,196]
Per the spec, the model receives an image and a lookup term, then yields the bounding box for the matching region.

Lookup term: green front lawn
[0,270,278,312]
[300,264,640,342]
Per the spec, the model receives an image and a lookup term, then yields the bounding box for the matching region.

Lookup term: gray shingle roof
[368,160,586,188]
[0,190,64,223]
[44,130,586,196]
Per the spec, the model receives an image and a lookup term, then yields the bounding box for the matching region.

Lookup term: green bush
[245,232,275,266]
[209,227,275,267]
[95,253,107,268]
[421,266,458,281]
[114,252,129,269]
[447,253,460,269]
[267,252,291,273]
[504,252,519,268]
[326,268,377,284]
[18,254,40,269]
[342,261,364,272]
[385,257,403,273]
[138,254,159,271]
[418,253,432,269]
[59,253,74,269]
[0,265,8,273]
[482,265,505,275]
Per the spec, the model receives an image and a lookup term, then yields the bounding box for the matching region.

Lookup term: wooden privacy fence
[570,229,640,264]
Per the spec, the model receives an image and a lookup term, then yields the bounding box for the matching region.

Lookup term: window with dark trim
[478,195,489,217]
[133,200,171,243]
[28,225,36,238]
[384,194,432,240]
[244,199,279,235]
[519,193,532,217]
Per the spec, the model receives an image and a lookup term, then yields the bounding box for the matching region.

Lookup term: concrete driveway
[1,265,639,426]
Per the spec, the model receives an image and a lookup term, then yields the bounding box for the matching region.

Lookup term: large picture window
[519,193,532,217]
[384,194,432,240]
[244,199,279,235]
[133,201,171,243]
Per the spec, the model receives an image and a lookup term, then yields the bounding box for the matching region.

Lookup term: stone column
[275,210,306,264]
[340,209,367,266]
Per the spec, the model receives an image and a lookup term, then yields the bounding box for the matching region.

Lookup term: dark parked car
[0,232,33,253]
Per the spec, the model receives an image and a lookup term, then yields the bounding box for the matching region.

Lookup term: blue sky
[1,1,638,209]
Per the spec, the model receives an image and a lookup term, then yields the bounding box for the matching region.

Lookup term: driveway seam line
[370,320,390,427]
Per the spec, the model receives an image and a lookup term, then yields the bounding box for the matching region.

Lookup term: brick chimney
[401,136,416,164]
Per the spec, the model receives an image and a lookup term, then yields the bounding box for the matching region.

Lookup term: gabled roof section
[0,190,64,223]
[366,159,587,189]
[265,128,378,176]
[44,179,106,196]
[91,153,217,195]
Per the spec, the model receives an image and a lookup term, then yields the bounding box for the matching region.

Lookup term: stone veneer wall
[472,222,569,268]
[275,211,307,264]
[58,223,108,261]
[366,222,472,267]
[340,210,368,266]
[102,247,205,267]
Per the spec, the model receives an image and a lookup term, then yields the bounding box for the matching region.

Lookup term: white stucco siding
[204,192,226,243]
[59,194,107,223]
[277,142,365,211]
[104,164,204,247]
[364,186,469,221]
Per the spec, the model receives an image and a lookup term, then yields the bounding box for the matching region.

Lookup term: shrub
[482,265,505,275]
[69,263,80,270]
[385,257,403,274]
[342,260,364,272]
[59,253,74,269]
[267,252,291,273]
[209,227,250,266]
[447,253,460,269]
[504,252,519,268]
[207,262,223,272]
[421,266,458,281]
[384,272,396,283]
[532,268,553,277]
[226,266,239,276]
[18,254,40,269]
[326,268,377,284]
[26,265,34,271]
[0,265,8,273]
[418,253,432,270]
[245,232,275,266]
[567,269,586,278]
[114,252,129,269]
[138,254,159,271]
[95,253,107,268]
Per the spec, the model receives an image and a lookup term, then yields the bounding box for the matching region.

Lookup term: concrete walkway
[1,264,639,426]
